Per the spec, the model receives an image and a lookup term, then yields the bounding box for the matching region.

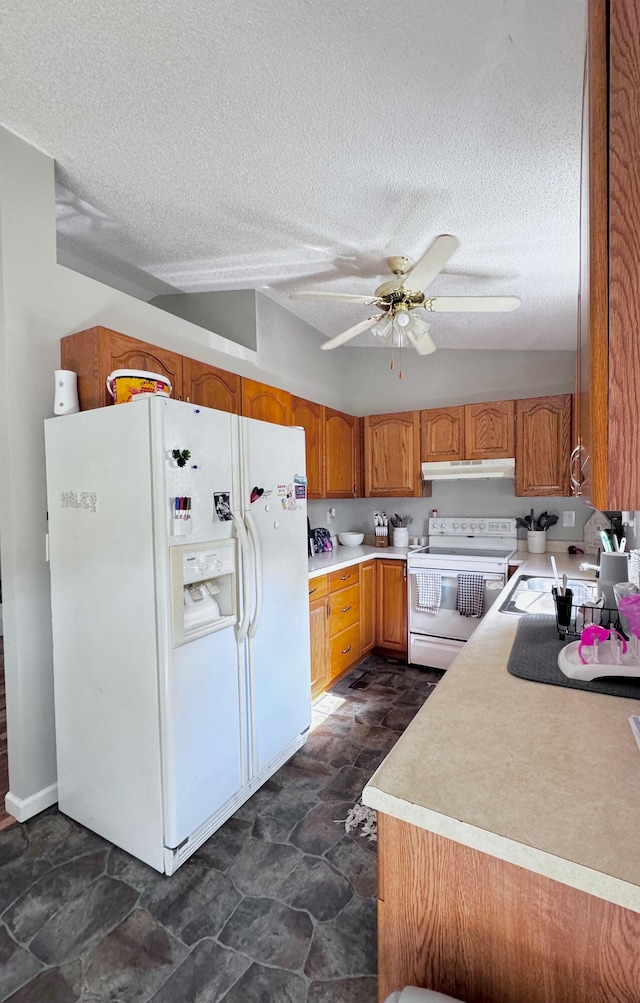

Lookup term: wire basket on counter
[552,590,623,640]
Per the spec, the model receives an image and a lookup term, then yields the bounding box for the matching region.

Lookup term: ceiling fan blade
[403,234,460,293]
[321,315,381,350]
[289,290,381,304]
[425,296,521,313]
[404,325,437,356]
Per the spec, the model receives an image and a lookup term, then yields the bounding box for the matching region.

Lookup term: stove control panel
[429,517,517,537]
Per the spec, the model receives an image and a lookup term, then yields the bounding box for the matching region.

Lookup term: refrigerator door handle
[245,511,263,640]
[233,513,252,644]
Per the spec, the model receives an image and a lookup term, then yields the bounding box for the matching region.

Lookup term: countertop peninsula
[363,552,640,912]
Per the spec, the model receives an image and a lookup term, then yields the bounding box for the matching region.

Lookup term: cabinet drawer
[329,564,360,592]
[308,575,329,601]
[330,623,360,678]
[328,584,360,636]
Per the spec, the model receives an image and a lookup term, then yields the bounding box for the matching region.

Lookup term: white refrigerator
[44,396,311,873]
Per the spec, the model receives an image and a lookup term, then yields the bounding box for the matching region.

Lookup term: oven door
[408,568,505,669]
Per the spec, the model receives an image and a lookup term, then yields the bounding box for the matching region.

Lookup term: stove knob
[452,521,459,529]
[461,522,468,530]
[470,521,477,529]
[432,521,438,530]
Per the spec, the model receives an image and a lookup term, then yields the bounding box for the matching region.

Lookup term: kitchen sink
[499,574,597,615]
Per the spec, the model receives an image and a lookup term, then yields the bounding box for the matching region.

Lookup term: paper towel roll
[53,370,79,416]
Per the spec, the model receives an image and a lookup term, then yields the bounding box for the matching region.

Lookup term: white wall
[0,126,579,816]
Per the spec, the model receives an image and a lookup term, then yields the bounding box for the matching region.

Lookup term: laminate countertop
[308,544,412,579]
[362,553,640,912]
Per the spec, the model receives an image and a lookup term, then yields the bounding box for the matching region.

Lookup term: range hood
[421,458,516,481]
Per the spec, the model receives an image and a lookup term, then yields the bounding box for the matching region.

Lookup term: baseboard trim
[5,782,58,822]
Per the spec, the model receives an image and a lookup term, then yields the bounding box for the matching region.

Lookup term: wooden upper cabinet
[182,358,241,413]
[292,397,325,500]
[515,395,572,497]
[61,326,184,410]
[325,408,359,498]
[465,400,514,459]
[364,411,420,497]
[241,378,292,426]
[421,407,464,461]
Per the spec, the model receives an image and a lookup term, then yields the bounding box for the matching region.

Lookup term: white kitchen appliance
[44,396,311,874]
[408,517,517,670]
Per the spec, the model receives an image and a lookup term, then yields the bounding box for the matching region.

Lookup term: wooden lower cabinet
[377,813,640,1003]
[328,564,361,680]
[375,560,407,657]
[309,578,330,700]
[360,560,376,655]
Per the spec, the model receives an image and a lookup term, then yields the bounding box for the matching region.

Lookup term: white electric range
[408,517,517,670]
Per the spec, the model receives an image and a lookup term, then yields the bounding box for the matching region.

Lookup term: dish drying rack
[552,592,623,639]
[553,593,640,680]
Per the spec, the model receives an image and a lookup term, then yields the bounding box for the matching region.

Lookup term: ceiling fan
[289,235,521,355]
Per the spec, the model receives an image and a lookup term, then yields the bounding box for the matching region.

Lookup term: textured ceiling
[0,0,586,350]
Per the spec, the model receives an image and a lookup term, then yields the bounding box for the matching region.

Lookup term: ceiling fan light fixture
[394,306,411,327]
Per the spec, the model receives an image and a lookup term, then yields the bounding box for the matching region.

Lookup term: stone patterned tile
[82,908,188,1001]
[305,895,377,980]
[25,811,108,866]
[394,688,432,707]
[141,861,240,946]
[0,926,42,1000]
[326,836,378,899]
[227,837,302,898]
[280,855,354,921]
[3,960,81,1003]
[3,851,107,944]
[0,856,52,915]
[348,723,399,754]
[221,961,307,1003]
[353,748,388,775]
[218,897,313,970]
[148,939,251,1003]
[352,705,389,727]
[288,800,353,856]
[317,766,372,804]
[193,817,253,872]
[275,754,337,791]
[29,876,139,965]
[381,703,422,731]
[251,788,318,844]
[307,975,378,1003]
[106,846,161,893]
[0,827,29,868]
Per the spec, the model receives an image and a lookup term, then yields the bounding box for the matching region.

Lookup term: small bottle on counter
[431,509,438,518]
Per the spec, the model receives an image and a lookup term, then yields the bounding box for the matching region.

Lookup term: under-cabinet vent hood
[421,458,516,481]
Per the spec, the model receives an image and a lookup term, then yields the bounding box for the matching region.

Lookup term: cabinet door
[421,407,465,461]
[325,408,359,498]
[515,395,572,497]
[376,560,408,656]
[360,560,376,655]
[465,400,514,459]
[182,358,241,413]
[241,378,292,426]
[61,327,184,410]
[309,595,330,699]
[364,412,420,497]
[292,397,325,499]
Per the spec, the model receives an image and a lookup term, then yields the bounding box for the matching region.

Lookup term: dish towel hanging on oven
[415,571,442,614]
[456,573,485,618]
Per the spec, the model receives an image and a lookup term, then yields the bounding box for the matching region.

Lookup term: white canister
[53,370,79,416]
[392,527,409,548]
[527,530,547,554]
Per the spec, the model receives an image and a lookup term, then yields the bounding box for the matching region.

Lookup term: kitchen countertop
[363,553,640,912]
[308,543,412,578]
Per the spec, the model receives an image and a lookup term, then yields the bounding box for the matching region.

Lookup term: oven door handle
[409,570,505,583]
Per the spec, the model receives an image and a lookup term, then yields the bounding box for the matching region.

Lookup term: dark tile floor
[0,656,441,1002]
